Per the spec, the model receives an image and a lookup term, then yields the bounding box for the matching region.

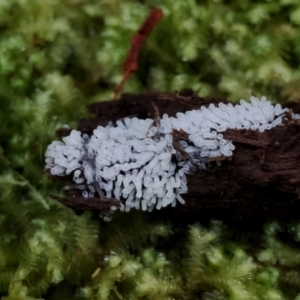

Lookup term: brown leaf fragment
[172,129,189,161]
[283,109,300,127]
[172,128,189,140]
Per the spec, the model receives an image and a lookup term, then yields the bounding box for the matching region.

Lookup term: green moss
[2,0,300,298]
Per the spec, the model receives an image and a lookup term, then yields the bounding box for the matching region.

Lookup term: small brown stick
[175,89,201,101]
[158,90,207,107]
[222,129,270,148]
[207,155,227,162]
[113,9,163,100]
[151,101,161,128]
[147,101,161,137]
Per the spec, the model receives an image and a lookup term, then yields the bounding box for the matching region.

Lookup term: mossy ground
[2,0,300,299]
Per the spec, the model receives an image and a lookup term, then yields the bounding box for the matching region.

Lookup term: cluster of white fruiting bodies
[45,96,289,217]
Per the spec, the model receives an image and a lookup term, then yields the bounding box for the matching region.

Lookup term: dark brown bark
[50,194,120,211]
[58,90,300,224]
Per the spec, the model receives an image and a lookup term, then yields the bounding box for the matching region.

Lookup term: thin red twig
[113,8,163,100]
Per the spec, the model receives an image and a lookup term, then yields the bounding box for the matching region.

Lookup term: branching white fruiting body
[45,96,289,217]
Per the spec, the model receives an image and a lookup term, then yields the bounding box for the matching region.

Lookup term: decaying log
[68,91,300,223]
